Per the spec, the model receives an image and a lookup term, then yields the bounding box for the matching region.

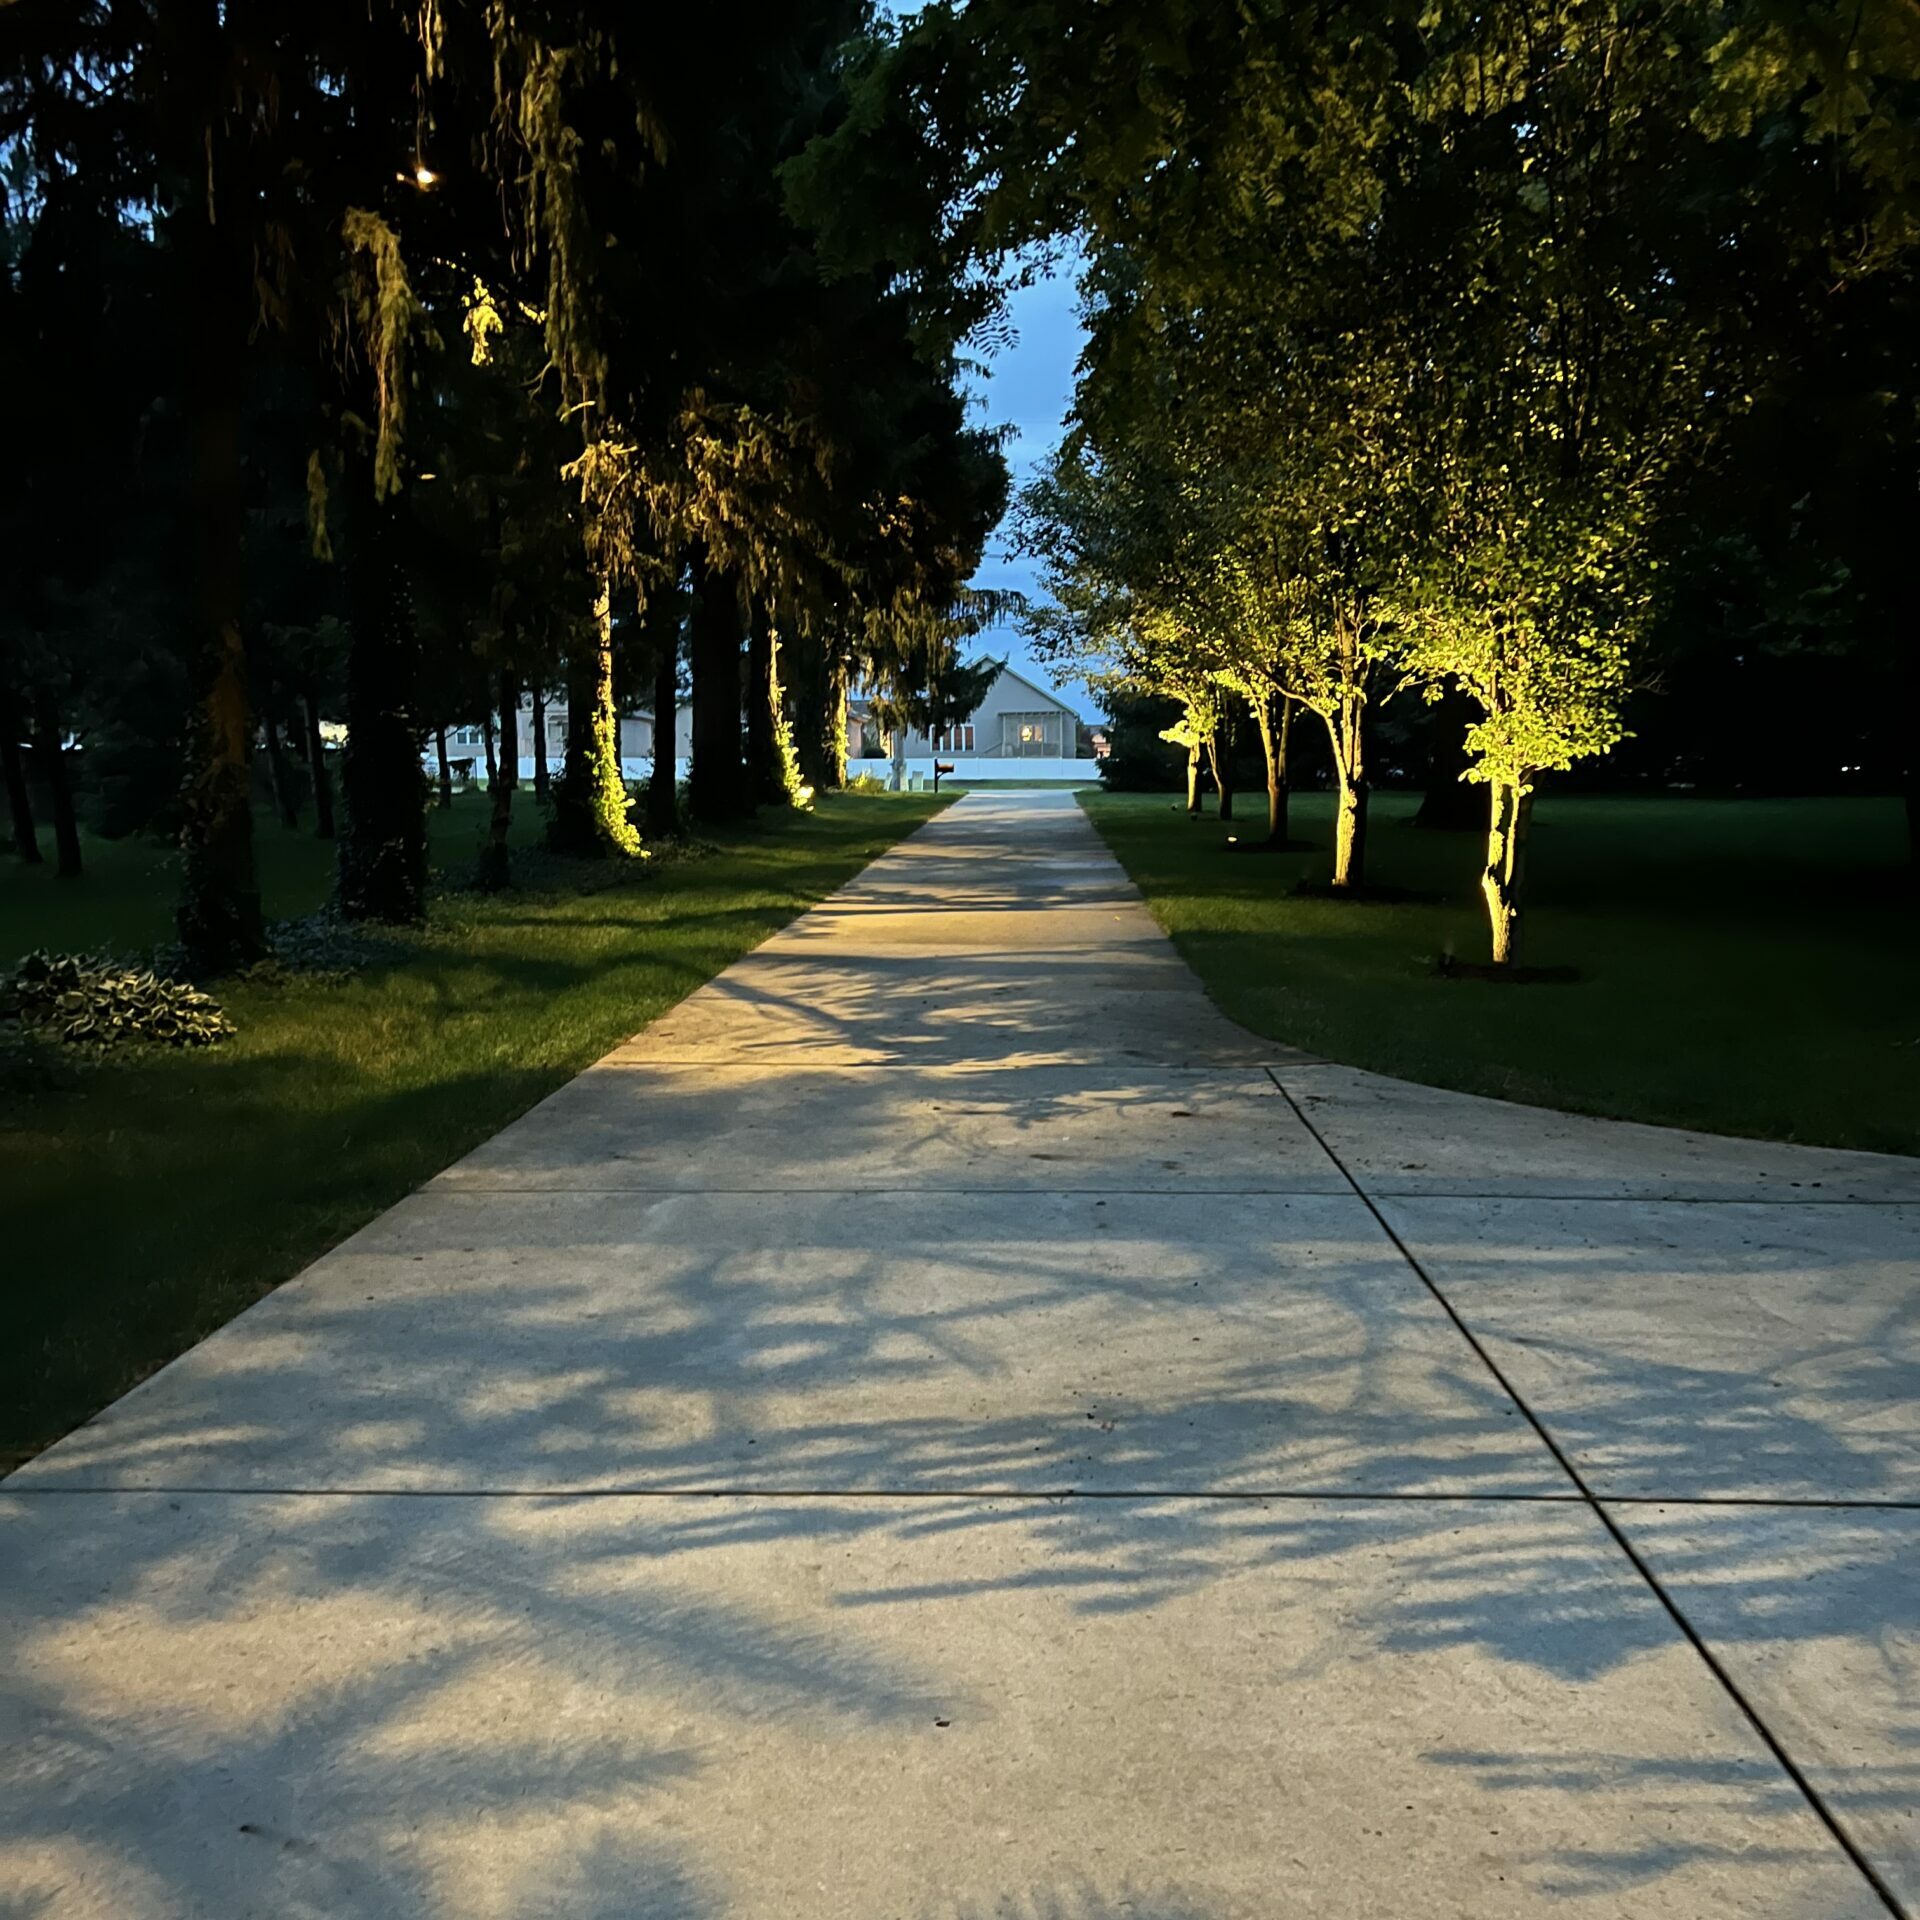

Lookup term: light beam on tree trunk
[549,575,641,856]
[1322,689,1369,888]
[747,606,803,806]
[1482,781,1534,967]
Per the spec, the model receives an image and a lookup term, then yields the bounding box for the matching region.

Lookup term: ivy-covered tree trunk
[645,595,682,840]
[1,682,41,863]
[549,576,641,857]
[1482,780,1533,966]
[434,725,453,808]
[1414,688,1482,830]
[531,686,550,802]
[263,707,300,828]
[1253,693,1293,846]
[167,0,266,972]
[689,559,750,823]
[338,489,428,924]
[33,691,81,880]
[747,607,802,806]
[479,669,517,891]
[302,691,335,840]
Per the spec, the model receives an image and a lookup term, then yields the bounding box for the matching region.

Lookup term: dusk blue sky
[957,262,1098,718]
[875,4,1098,716]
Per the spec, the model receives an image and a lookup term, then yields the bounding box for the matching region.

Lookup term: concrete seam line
[1264,1064,1911,1920]
[12,1485,1918,1510]
[3,1486,1597,1503]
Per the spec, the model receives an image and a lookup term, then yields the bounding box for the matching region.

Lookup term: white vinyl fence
[435,755,1097,788]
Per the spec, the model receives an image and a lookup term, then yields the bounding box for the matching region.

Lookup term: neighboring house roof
[986,662,1078,716]
[852,663,1078,725]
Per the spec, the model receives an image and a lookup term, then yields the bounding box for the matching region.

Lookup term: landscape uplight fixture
[399,163,439,188]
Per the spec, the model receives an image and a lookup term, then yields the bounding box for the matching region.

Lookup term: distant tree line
[797,0,1919,966]
[1,4,1008,967]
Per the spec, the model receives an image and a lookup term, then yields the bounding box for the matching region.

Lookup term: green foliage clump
[261,912,405,981]
[845,771,889,795]
[2,951,235,1052]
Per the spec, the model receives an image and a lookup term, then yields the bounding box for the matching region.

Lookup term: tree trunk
[33,691,82,879]
[338,487,428,924]
[1331,773,1370,888]
[166,0,266,971]
[478,669,517,891]
[303,690,335,840]
[531,685,550,802]
[1206,716,1235,822]
[1482,781,1533,966]
[792,634,833,793]
[1184,742,1204,814]
[646,594,682,839]
[433,725,453,808]
[820,651,850,791]
[1253,693,1293,846]
[1322,694,1369,889]
[481,710,497,787]
[263,706,300,828]
[747,606,798,806]
[1414,688,1483,830]
[1,682,41,863]
[688,557,749,823]
[549,575,639,856]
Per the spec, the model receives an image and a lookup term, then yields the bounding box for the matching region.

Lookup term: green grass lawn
[1,790,945,1464]
[1082,789,1918,1158]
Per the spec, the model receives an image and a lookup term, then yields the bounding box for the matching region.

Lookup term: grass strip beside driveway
[1,792,947,1463]
[1081,789,1918,1158]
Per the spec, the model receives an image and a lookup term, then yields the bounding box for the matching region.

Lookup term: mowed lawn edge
[1081,788,1919,1160]
[1,792,948,1465]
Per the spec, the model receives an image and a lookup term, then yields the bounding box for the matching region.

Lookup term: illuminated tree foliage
[2,2,1004,945]
[814,0,1836,962]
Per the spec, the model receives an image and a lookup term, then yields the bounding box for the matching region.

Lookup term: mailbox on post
[932,760,955,793]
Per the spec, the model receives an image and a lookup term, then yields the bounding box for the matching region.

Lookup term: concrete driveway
[4,789,1916,1919]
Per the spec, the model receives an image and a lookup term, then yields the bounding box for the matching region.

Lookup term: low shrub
[1,951,235,1051]
[259,912,405,981]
